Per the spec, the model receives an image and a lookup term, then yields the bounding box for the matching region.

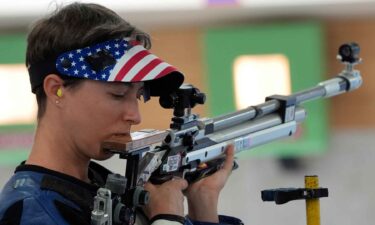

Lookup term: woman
[0,3,242,225]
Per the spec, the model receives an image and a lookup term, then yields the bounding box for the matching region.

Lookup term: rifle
[91,43,362,225]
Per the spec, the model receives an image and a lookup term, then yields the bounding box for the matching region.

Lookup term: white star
[115,51,120,56]
[88,52,92,56]
[79,56,84,61]
[95,77,99,80]
[92,70,96,74]
[63,68,68,71]
[105,45,111,50]
[68,53,73,58]
[74,69,79,75]
[81,65,87,70]
[76,49,82,53]
[123,43,127,47]
[101,74,106,79]
[114,43,119,48]
[60,57,65,62]
[84,73,89,78]
[96,48,101,52]
[71,61,76,66]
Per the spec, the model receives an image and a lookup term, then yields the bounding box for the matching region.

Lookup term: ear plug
[57,88,63,97]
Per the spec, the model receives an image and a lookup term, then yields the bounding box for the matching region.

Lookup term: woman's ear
[43,74,64,103]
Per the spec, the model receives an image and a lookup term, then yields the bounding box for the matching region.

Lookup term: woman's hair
[26,2,151,119]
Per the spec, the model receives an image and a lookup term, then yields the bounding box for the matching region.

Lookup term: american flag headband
[55,38,177,84]
[28,38,183,97]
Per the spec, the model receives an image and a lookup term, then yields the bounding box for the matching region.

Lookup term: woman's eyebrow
[108,82,144,91]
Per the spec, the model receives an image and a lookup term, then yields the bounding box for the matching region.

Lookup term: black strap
[28,56,60,93]
[40,175,94,212]
[17,161,109,192]
[150,214,185,224]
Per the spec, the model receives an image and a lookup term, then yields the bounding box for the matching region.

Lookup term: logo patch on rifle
[234,137,251,151]
[164,154,181,172]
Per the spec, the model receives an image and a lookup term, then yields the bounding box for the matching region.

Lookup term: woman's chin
[94,150,115,161]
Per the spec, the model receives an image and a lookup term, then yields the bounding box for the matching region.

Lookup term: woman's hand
[143,178,188,219]
[185,145,235,223]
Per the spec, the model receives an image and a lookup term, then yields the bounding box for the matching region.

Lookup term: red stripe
[131,58,163,82]
[154,66,176,80]
[130,40,141,46]
[114,50,149,81]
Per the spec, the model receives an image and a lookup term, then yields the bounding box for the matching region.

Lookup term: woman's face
[60,80,143,160]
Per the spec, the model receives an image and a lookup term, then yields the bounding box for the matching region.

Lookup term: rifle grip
[148,159,238,185]
[184,158,238,184]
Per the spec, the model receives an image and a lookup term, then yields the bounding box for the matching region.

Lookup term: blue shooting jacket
[0,162,243,225]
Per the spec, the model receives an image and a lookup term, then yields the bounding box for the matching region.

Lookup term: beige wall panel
[327,20,375,128]
[133,28,207,131]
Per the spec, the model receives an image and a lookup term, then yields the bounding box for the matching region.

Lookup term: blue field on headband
[55,38,130,81]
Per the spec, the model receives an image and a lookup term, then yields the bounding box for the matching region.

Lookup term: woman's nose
[123,99,141,125]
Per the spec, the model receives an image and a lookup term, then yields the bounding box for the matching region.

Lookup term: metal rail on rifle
[91,42,362,225]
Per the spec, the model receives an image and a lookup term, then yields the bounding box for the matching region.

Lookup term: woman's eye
[111,93,125,99]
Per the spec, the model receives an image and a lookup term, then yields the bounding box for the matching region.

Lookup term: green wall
[204,22,328,157]
[0,34,27,63]
[0,34,33,166]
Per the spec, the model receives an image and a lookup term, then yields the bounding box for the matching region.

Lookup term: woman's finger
[222,145,235,173]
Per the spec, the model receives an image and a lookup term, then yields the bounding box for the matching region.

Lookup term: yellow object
[57,88,62,97]
[305,175,320,225]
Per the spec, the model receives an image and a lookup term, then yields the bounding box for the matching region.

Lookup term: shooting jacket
[0,162,243,225]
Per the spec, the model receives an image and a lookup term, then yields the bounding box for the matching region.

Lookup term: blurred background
[1,0,375,224]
